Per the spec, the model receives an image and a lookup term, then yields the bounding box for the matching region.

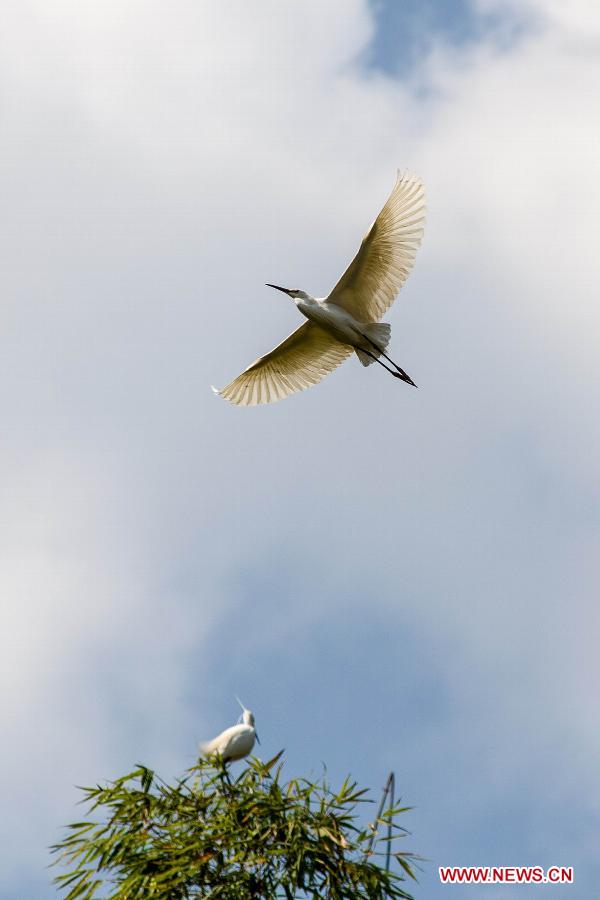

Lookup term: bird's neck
[295,294,318,312]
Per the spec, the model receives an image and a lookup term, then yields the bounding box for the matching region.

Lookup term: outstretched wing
[327,172,425,322]
[214,321,353,406]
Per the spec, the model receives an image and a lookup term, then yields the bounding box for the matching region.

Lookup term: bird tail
[355,322,391,367]
[200,738,217,756]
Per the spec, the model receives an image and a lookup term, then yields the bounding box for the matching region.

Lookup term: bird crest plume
[235,695,256,729]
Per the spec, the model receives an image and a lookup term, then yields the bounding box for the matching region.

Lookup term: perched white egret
[214,171,425,405]
[201,698,260,763]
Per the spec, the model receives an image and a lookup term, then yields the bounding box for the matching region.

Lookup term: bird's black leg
[359,334,417,387]
[215,758,234,796]
[362,349,397,376]
[221,766,235,798]
[361,348,417,387]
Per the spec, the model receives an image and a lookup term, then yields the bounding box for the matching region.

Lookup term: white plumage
[201,699,259,763]
[214,171,426,406]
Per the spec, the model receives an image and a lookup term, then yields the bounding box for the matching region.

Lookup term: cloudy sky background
[2,0,599,896]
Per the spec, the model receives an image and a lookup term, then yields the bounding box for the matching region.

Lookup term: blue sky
[368,0,517,75]
[2,1,599,897]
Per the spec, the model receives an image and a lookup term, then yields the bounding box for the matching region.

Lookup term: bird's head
[236,696,260,742]
[266,284,309,301]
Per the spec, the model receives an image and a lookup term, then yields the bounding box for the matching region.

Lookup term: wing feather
[327,171,426,321]
[215,321,353,406]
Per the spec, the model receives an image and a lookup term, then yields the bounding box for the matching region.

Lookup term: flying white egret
[201,698,260,763]
[214,171,425,405]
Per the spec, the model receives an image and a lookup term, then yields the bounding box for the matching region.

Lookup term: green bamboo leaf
[53,758,417,899]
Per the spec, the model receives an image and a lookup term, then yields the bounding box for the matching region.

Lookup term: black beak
[266,283,292,296]
[255,732,261,744]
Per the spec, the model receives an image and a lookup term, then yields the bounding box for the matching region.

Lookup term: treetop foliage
[52,751,419,899]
